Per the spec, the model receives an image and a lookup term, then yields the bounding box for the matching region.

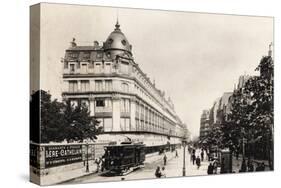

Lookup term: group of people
[94,157,105,173]
[154,152,169,178]
[207,159,219,174]
[155,166,166,178]
[190,148,205,169]
[240,158,266,172]
[155,148,180,178]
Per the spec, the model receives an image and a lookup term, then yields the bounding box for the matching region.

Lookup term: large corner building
[61,22,187,149]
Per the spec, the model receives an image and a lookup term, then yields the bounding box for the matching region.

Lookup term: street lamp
[182,138,187,176]
[86,142,89,173]
[70,120,90,173]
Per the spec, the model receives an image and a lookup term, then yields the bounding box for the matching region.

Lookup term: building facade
[61,22,187,149]
[199,110,211,139]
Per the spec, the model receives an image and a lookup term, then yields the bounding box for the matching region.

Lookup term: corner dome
[104,21,132,57]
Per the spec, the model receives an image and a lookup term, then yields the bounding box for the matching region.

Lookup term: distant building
[61,21,187,149]
[199,109,211,139]
[208,92,233,129]
[219,92,233,122]
[237,75,251,90]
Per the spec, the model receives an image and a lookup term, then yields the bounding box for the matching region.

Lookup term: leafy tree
[36,90,101,143]
[243,55,273,168]
[62,100,102,143]
[40,90,65,143]
[199,47,273,171]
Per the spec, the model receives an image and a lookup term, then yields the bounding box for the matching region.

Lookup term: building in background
[61,21,187,150]
[199,109,211,140]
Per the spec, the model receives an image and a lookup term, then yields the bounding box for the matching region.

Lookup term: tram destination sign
[45,145,83,168]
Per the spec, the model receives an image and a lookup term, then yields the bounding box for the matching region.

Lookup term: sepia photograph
[29,3,274,186]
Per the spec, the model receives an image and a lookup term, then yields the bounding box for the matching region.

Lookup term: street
[66,148,209,184]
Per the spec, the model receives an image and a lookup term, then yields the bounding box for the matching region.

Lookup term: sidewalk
[145,150,176,165]
[39,162,99,185]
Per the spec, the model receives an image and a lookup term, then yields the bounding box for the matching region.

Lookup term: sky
[37,3,273,138]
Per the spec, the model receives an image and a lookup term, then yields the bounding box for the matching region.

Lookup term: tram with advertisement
[103,141,146,175]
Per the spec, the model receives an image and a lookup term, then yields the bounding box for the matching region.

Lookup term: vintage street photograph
[30,3,274,185]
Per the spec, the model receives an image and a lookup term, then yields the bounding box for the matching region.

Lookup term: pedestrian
[207,163,214,175]
[100,157,105,172]
[95,158,101,173]
[155,166,162,178]
[175,150,178,158]
[206,150,210,161]
[260,162,265,171]
[161,167,166,178]
[192,153,196,165]
[247,160,254,172]
[213,160,218,174]
[239,158,247,172]
[201,149,204,161]
[196,156,201,169]
[163,154,167,166]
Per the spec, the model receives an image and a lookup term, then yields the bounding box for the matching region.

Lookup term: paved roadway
[66,148,209,184]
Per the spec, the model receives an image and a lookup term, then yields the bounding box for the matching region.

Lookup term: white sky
[38,3,273,137]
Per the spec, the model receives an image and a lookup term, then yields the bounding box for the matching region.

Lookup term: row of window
[96,116,175,134]
[134,72,164,108]
[70,98,129,113]
[69,98,177,135]
[65,61,130,75]
[68,80,129,93]
[135,101,174,134]
[96,117,131,132]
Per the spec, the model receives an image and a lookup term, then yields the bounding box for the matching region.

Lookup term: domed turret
[104,21,132,58]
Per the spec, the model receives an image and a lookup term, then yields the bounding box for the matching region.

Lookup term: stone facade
[61,22,187,147]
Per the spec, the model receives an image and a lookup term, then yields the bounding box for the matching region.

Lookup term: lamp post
[182,138,187,176]
[241,127,246,160]
[86,142,89,173]
[70,120,90,173]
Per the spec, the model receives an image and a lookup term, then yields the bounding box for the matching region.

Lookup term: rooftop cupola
[103,21,132,58]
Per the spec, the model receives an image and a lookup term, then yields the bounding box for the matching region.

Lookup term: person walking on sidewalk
[213,159,218,174]
[239,158,247,172]
[100,157,105,172]
[247,160,254,172]
[175,150,178,158]
[201,149,204,161]
[95,158,101,173]
[192,153,196,165]
[163,154,167,166]
[196,156,201,169]
[207,162,214,175]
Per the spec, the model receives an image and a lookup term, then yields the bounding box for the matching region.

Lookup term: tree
[224,88,255,154]
[223,53,273,167]
[243,55,273,169]
[37,90,101,143]
[40,90,65,143]
[62,100,102,143]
